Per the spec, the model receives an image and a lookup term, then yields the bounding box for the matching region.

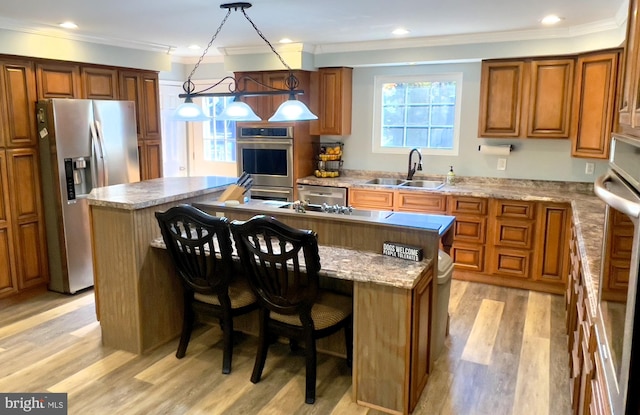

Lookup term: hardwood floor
[0,280,571,415]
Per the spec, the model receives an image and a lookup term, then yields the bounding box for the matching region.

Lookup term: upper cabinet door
[141,73,161,140]
[478,61,526,137]
[119,71,161,140]
[36,62,81,99]
[81,67,119,100]
[619,0,639,131]
[310,67,353,136]
[0,59,37,148]
[571,51,620,159]
[526,59,574,138]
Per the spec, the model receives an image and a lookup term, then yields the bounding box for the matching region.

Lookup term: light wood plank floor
[0,280,571,415]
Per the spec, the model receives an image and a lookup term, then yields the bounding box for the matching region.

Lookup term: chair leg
[304,330,317,404]
[176,304,195,359]
[221,313,233,374]
[251,308,270,384]
[344,317,353,369]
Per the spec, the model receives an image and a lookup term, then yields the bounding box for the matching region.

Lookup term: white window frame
[372,72,463,156]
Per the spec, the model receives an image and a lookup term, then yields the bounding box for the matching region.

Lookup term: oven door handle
[595,172,640,218]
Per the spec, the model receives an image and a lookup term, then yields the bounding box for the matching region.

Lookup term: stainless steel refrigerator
[37,99,140,294]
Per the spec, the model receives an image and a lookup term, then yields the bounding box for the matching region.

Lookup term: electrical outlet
[497,158,507,171]
[585,162,595,175]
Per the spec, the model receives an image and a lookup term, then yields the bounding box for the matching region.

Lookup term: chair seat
[194,277,256,309]
[270,291,352,330]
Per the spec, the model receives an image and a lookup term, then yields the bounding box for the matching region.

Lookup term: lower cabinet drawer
[488,248,532,278]
[451,243,485,272]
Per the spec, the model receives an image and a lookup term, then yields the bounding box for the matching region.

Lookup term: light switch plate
[497,158,507,170]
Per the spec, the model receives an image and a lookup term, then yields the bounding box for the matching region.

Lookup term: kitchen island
[88,177,455,415]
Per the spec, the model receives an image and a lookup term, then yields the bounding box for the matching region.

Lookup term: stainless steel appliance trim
[237,138,294,188]
[595,171,640,218]
[249,186,294,202]
[239,126,293,139]
[595,163,640,414]
[297,184,347,206]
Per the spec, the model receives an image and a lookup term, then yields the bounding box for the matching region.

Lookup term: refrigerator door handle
[93,120,109,187]
[90,121,105,187]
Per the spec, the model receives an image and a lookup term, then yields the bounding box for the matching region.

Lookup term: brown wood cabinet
[395,191,447,213]
[234,70,312,121]
[81,67,119,100]
[448,196,488,272]
[5,148,48,290]
[533,202,570,286]
[310,67,353,136]
[487,200,535,279]
[0,58,38,148]
[618,0,640,135]
[479,58,574,139]
[120,70,162,179]
[409,267,433,410]
[0,151,17,296]
[478,61,525,137]
[138,139,163,181]
[571,50,620,159]
[601,209,632,302]
[349,188,394,210]
[36,62,81,99]
[566,221,611,415]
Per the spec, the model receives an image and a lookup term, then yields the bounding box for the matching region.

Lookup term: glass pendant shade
[268,98,318,122]
[172,97,210,121]
[217,100,261,121]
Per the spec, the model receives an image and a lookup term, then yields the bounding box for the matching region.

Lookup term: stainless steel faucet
[407,148,423,180]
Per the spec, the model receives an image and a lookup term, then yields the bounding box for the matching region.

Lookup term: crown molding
[314,17,622,55]
[218,42,316,56]
[0,16,174,54]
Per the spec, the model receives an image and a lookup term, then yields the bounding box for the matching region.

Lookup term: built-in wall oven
[594,134,640,414]
[236,126,294,201]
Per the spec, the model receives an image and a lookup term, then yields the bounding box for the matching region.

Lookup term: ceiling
[0,0,629,59]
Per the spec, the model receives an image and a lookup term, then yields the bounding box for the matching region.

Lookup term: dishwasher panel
[297,184,347,205]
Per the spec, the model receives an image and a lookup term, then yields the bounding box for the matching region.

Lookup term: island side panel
[354,281,412,415]
[91,205,143,353]
[91,192,223,354]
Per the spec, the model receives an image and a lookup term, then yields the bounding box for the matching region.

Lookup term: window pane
[382,83,406,105]
[429,128,454,149]
[201,96,237,162]
[406,106,430,125]
[376,75,460,153]
[430,105,455,125]
[407,82,431,104]
[382,127,406,147]
[406,128,429,148]
[383,106,405,125]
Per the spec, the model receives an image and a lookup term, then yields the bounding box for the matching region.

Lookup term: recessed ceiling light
[279,38,293,44]
[188,45,201,50]
[392,28,410,36]
[541,15,563,25]
[59,21,78,29]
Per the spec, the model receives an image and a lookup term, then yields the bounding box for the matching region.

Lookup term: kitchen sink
[400,180,445,190]
[364,178,407,186]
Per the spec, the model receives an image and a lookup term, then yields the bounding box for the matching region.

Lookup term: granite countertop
[570,197,606,315]
[151,236,431,290]
[87,176,237,210]
[299,171,605,315]
[297,170,595,203]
